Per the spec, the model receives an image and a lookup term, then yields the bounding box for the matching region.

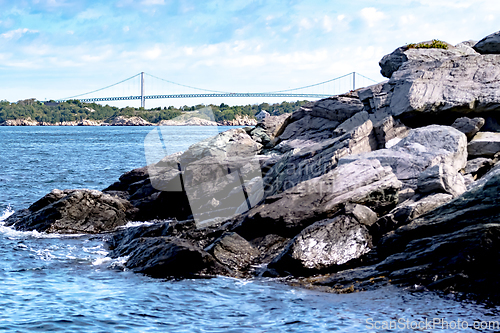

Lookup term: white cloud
[323,15,333,32]
[1,28,38,40]
[360,7,386,28]
[144,45,162,59]
[299,18,312,30]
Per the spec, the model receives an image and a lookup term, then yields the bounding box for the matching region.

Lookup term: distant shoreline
[0,115,258,127]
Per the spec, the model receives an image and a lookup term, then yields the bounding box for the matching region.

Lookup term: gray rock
[373,172,500,298]
[180,128,262,165]
[468,161,500,190]
[417,164,466,197]
[4,189,135,234]
[467,132,500,157]
[457,40,477,48]
[268,213,372,275]
[362,54,500,127]
[254,113,291,139]
[290,95,364,124]
[454,41,479,55]
[379,43,473,78]
[463,157,494,177]
[473,30,500,54]
[372,116,410,149]
[333,111,370,135]
[205,232,259,272]
[235,159,401,239]
[339,125,468,189]
[389,192,453,226]
[451,117,485,140]
[347,204,378,227]
[462,174,475,187]
[262,119,378,197]
[389,55,500,123]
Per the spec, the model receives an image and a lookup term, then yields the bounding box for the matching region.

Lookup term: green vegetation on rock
[406,39,449,50]
[0,99,309,124]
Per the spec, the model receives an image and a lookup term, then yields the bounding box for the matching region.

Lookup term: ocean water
[0,126,498,332]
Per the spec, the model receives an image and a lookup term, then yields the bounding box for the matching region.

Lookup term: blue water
[0,126,498,332]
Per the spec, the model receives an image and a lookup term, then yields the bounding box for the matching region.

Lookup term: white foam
[0,205,14,222]
[92,255,129,269]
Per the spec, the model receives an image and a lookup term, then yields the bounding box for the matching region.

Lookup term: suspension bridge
[53,72,378,108]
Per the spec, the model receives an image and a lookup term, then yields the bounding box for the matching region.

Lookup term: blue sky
[1,0,499,108]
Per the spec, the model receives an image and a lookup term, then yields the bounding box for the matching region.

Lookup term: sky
[1,0,500,108]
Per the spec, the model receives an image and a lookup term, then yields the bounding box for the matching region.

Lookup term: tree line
[0,99,310,124]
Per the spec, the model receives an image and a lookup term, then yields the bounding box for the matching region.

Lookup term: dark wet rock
[482,116,500,132]
[4,189,136,234]
[122,237,228,278]
[108,220,173,255]
[205,232,259,274]
[416,164,466,197]
[250,234,290,267]
[371,173,500,298]
[451,117,485,140]
[235,159,401,239]
[473,30,500,54]
[103,166,150,192]
[467,132,500,157]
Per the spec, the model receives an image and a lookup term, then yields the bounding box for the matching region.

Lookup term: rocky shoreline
[5,30,500,303]
[0,114,258,127]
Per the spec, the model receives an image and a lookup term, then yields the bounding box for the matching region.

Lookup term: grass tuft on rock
[407,39,449,50]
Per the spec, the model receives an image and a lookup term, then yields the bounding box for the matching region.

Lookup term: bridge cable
[57,73,142,101]
[263,72,355,93]
[144,73,231,94]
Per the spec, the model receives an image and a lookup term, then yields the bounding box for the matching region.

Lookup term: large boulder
[416,164,466,197]
[339,125,468,189]
[473,30,500,54]
[234,159,401,239]
[262,118,378,197]
[268,204,377,276]
[268,213,372,276]
[361,53,500,127]
[379,42,476,78]
[451,117,485,140]
[120,237,228,278]
[4,189,135,234]
[467,132,500,157]
[249,113,291,146]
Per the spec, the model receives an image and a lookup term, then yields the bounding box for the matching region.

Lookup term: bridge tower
[141,72,145,108]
